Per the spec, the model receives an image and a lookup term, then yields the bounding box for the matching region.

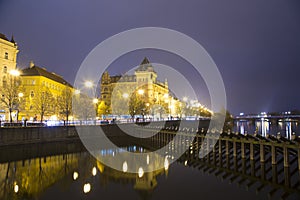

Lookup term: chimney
[29,61,34,68]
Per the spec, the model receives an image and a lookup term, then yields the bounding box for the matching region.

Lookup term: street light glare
[93,98,98,104]
[74,89,80,95]
[85,81,93,88]
[138,89,144,95]
[9,69,20,76]
[122,93,129,98]
[18,92,24,98]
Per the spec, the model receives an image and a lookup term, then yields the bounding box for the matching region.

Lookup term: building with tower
[100,57,181,118]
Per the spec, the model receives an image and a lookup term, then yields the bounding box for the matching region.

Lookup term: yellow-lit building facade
[20,61,73,121]
[0,33,19,120]
[100,57,181,117]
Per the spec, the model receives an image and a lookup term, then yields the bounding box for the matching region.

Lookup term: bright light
[73,172,79,180]
[146,155,149,165]
[122,161,128,172]
[239,113,244,116]
[184,160,188,166]
[10,69,20,76]
[164,157,169,171]
[138,167,144,178]
[146,103,150,107]
[74,89,80,95]
[93,98,98,104]
[183,97,188,102]
[163,93,169,99]
[122,93,129,98]
[84,81,93,88]
[92,167,97,176]
[18,93,24,98]
[14,182,19,193]
[137,89,144,95]
[83,183,91,194]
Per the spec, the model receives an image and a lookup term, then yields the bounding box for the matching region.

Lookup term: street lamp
[137,89,144,95]
[84,81,93,88]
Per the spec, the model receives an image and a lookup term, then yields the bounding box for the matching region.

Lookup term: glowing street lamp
[84,81,93,88]
[93,98,99,104]
[9,69,20,76]
[74,89,80,95]
[137,89,144,95]
[122,93,129,99]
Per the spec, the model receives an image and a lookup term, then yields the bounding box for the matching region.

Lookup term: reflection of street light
[83,183,91,193]
[183,96,188,102]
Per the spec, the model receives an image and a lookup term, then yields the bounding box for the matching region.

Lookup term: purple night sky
[1,0,300,115]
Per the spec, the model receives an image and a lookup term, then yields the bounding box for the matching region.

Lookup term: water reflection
[235,119,299,138]
[0,145,169,200]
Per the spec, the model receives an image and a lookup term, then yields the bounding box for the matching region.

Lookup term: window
[4,52,8,59]
[104,87,108,92]
[30,91,34,98]
[3,66,7,73]
[103,95,106,99]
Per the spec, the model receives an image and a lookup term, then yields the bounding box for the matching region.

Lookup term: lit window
[4,52,8,59]
[30,91,34,98]
[32,80,36,85]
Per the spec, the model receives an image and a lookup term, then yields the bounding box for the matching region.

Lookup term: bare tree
[32,88,55,122]
[72,94,94,122]
[57,87,73,124]
[0,74,22,122]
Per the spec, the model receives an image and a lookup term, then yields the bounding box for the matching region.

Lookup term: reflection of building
[0,33,19,120]
[100,57,180,117]
[20,61,73,120]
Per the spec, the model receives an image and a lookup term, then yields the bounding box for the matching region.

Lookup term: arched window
[3,66,7,73]
[4,52,8,59]
[30,91,34,98]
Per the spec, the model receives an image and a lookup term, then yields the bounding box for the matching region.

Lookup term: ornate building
[0,33,19,120]
[100,57,180,117]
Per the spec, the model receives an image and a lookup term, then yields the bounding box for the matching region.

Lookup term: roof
[21,65,73,87]
[0,33,9,41]
[135,57,155,72]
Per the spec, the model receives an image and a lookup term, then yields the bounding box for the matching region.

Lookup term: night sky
[1,0,300,115]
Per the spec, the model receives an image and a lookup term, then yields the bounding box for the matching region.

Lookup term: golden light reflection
[14,182,19,193]
[122,161,128,173]
[92,167,97,176]
[73,172,79,180]
[138,167,144,178]
[83,183,91,194]
[146,155,150,165]
[164,157,169,171]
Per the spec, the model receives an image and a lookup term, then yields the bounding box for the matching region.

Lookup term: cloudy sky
[1,0,300,114]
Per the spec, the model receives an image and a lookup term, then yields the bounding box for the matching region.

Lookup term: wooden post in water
[241,141,245,159]
[225,140,229,155]
[233,140,237,157]
[260,143,265,163]
[283,145,289,168]
[250,142,254,161]
[271,144,277,165]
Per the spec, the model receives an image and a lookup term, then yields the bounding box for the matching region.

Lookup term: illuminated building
[0,33,19,120]
[20,61,73,121]
[100,57,181,117]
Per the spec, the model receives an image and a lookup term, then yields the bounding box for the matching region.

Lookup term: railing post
[260,143,265,163]
[241,141,245,159]
[233,140,237,157]
[250,142,254,161]
[283,145,289,168]
[271,144,276,165]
